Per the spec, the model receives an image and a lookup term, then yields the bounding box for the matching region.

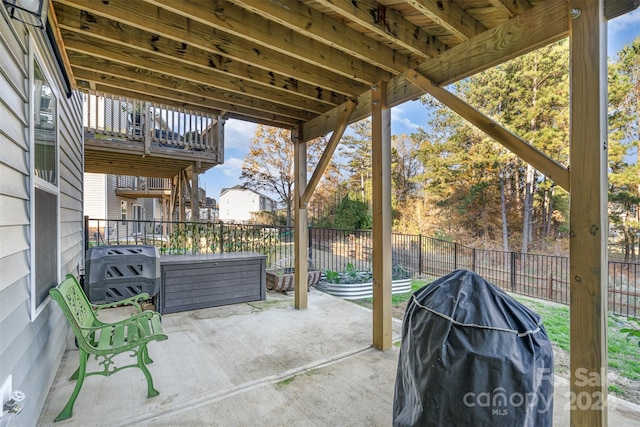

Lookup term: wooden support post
[170,175,178,221]
[215,116,225,163]
[569,1,608,425]
[143,101,151,154]
[191,164,200,221]
[371,81,392,350]
[293,125,308,310]
[179,170,187,222]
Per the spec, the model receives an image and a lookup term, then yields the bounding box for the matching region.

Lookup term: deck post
[371,82,392,350]
[569,1,608,425]
[143,101,151,154]
[293,125,308,310]
[191,164,200,221]
[179,171,187,222]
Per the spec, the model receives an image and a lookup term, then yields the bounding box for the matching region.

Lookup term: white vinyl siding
[219,188,276,222]
[0,12,84,426]
[83,172,107,218]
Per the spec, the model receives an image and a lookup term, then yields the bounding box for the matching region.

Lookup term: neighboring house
[0,11,84,427]
[84,173,167,239]
[200,196,218,221]
[84,173,166,220]
[219,185,277,223]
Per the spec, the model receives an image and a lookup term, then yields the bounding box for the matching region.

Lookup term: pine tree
[417,40,571,250]
[608,37,640,261]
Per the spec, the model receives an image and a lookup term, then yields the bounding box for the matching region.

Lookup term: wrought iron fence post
[454,242,458,270]
[419,234,423,276]
[219,222,224,253]
[510,251,517,291]
[472,248,476,272]
[308,226,313,260]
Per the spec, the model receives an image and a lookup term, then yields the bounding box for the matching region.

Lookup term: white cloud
[391,105,420,132]
[224,119,258,150]
[218,157,244,178]
[609,8,640,33]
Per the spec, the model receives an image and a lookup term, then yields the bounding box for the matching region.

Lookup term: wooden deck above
[84,134,220,178]
[82,93,224,178]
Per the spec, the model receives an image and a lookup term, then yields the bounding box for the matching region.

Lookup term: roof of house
[220,185,276,203]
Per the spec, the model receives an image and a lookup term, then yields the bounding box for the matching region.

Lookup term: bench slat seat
[49,274,168,422]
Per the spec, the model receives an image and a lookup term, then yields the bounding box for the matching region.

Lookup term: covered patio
[11,0,636,425]
[38,290,639,426]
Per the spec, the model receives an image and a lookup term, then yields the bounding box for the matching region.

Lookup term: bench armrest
[91,293,151,313]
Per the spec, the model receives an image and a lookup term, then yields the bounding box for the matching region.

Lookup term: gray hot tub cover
[393,269,553,427]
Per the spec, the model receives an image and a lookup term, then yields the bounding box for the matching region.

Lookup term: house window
[34,61,57,184]
[31,54,59,318]
[132,204,142,234]
[34,187,57,307]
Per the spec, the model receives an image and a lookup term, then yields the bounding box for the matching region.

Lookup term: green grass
[512,296,571,352]
[609,384,625,395]
[513,295,640,382]
[276,376,296,387]
[607,316,640,380]
[353,279,428,308]
[353,280,640,384]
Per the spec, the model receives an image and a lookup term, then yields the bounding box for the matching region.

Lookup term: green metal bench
[49,274,168,422]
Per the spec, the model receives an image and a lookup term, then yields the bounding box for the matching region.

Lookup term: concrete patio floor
[39,289,640,426]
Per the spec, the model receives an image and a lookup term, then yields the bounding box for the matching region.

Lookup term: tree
[333,195,372,230]
[462,40,570,252]
[240,126,325,226]
[417,40,571,250]
[340,119,373,204]
[608,37,640,261]
[391,133,423,205]
[414,109,504,244]
[391,133,425,233]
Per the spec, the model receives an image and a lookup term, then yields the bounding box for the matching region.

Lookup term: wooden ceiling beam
[76,81,299,128]
[142,0,399,81]
[84,147,197,177]
[406,0,488,41]
[227,0,416,74]
[58,5,345,113]
[485,0,532,18]
[302,0,569,141]
[72,67,315,122]
[46,0,76,89]
[313,0,448,59]
[54,1,365,97]
[59,28,332,116]
[604,0,640,20]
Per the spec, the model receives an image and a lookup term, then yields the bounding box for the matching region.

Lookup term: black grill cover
[393,269,553,427]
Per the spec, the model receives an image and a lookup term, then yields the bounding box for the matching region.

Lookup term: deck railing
[82,91,223,157]
[84,218,640,318]
[116,176,172,192]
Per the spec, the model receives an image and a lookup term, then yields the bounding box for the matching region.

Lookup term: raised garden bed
[315,277,412,300]
[315,263,412,300]
[266,269,321,292]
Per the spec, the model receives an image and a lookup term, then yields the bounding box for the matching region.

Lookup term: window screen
[35,187,58,307]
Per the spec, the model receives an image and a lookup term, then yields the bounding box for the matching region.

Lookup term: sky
[200,9,640,202]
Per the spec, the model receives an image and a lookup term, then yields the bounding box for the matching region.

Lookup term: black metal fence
[85,218,639,318]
